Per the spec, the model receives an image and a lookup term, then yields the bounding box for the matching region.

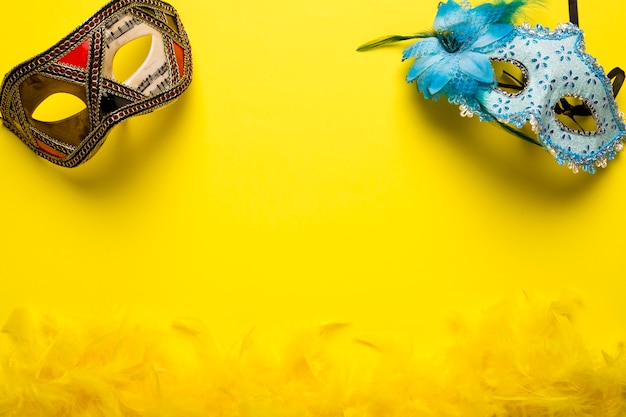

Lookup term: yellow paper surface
[0,0,625,352]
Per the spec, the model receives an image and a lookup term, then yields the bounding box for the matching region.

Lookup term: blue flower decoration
[402,0,522,102]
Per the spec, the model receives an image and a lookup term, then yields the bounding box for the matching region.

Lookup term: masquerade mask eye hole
[31,93,87,123]
[112,35,153,84]
[492,59,527,95]
[554,95,598,133]
[18,74,91,147]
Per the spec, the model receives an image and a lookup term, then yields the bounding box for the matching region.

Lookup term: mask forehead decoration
[0,0,192,168]
[358,0,625,174]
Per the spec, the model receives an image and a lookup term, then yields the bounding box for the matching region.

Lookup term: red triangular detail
[173,42,185,79]
[59,39,90,69]
[36,140,66,158]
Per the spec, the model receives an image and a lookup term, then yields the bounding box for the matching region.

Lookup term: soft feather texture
[1,294,624,417]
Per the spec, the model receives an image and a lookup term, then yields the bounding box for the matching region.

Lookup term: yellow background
[1,0,625,352]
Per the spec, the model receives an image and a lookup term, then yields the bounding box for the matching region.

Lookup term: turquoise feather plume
[358,0,541,105]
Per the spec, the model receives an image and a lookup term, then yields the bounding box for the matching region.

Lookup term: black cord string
[608,68,625,98]
[569,0,579,26]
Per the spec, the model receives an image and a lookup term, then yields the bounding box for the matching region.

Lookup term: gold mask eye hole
[31,93,87,123]
[112,35,153,84]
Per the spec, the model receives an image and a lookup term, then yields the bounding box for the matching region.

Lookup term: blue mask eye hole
[554,95,598,134]
[492,59,527,95]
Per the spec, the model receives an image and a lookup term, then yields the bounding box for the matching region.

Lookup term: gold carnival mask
[0,0,192,167]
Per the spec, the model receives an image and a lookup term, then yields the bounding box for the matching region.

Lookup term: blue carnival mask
[358,0,625,174]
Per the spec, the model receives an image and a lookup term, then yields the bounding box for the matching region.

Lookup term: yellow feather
[1,294,625,416]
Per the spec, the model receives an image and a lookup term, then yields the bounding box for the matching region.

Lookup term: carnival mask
[0,0,192,167]
[359,0,625,173]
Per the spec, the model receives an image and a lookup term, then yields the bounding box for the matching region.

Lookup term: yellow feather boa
[1,294,624,416]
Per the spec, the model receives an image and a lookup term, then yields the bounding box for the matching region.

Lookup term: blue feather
[471,24,515,49]
[458,52,493,83]
[406,55,445,83]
